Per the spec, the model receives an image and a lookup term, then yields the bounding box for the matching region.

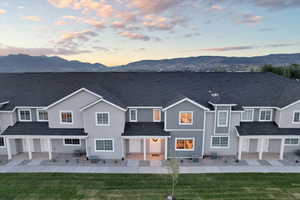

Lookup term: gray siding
[51,139,86,153]
[48,90,99,128]
[278,101,300,128]
[83,101,125,159]
[165,101,205,130]
[0,112,16,155]
[126,108,164,122]
[214,106,231,134]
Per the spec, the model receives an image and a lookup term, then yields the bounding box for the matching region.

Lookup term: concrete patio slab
[246,160,261,166]
[267,160,284,166]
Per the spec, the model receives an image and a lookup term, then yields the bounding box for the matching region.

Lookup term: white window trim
[18,109,32,122]
[259,109,273,122]
[178,111,193,125]
[284,138,300,146]
[95,112,110,126]
[241,108,254,122]
[211,136,230,149]
[129,109,138,122]
[217,110,229,127]
[153,109,161,122]
[36,109,48,122]
[59,111,73,125]
[175,137,195,151]
[292,110,300,124]
[95,138,114,152]
[0,137,5,148]
[63,138,81,146]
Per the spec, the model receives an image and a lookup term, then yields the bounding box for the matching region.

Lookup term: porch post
[47,138,52,160]
[279,138,285,160]
[238,137,243,160]
[27,138,32,160]
[143,138,146,160]
[6,138,12,160]
[121,138,125,159]
[259,138,264,160]
[85,138,89,158]
[164,138,168,160]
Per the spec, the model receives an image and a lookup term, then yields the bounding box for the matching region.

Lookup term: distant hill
[0,53,300,72]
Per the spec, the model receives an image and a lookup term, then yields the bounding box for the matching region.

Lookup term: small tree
[167,159,180,198]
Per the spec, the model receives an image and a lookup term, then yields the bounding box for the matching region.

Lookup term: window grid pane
[176,139,194,150]
[61,112,72,123]
[97,113,109,125]
[38,110,48,121]
[294,112,300,122]
[218,112,228,126]
[212,137,228,147]
[180,112,192,124]
[0,137,4,147]
[242,109,253,121]
[20,110,30,120]
[130,110,137,121]
[96,140,113,151]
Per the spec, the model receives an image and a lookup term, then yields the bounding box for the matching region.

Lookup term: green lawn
[0,173,300,200]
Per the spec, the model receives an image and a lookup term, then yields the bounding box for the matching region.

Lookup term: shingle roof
[0,72,299,110]
[236,122,300,136]
[1,122,87,136]
[122,122,170,137]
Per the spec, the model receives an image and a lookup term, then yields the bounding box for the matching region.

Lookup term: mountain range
[0,53,300,73]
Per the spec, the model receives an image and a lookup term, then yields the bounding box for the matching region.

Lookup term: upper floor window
[0,137,4,147]
[241,109,254,122]
[293,111,300,123]
[179,111,193,125]
[217,111,228,127]
[18,109,32,121]
[259,109,272,121]
[37,109,48,121]
[96,112,110,126]
[285,138,299,145]
[60,111,73,124]
[64,138,81,146]
[211,136,229,148]
[129,109,137,122]
[175,138,194,151]
[153,109,161,122]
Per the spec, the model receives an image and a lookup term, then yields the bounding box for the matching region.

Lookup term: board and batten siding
[125,108,164,122]
[278,101,300,128]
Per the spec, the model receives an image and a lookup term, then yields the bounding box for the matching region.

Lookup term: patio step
[27,160,43,166]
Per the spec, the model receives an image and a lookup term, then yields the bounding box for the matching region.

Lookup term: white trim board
[80,98,126,112]
[162,97,209,111]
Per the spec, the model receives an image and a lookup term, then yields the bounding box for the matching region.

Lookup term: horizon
[0,0,300,66]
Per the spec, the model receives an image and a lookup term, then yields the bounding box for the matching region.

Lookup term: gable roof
[162,97,209,111]
[0,72,299,111]
[80,98,126,112]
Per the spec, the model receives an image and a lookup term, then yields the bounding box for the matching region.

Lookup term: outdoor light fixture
[152,138,158,142]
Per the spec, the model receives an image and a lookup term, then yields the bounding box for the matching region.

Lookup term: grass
[0,173,300,200]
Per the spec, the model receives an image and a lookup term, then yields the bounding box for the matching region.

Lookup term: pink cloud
[48,0,76,8]
[55,20,68,25]
[119,31,150,41]
[210,5,224,11]
[22,16,42,22]
[143,15,182,30]
[238,14,263,24]
[81,18,106,29]
[111,21,126,29]
[0,9,6,15]
[129,0,180,14]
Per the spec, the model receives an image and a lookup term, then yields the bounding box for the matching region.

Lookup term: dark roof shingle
[122,122,170,137]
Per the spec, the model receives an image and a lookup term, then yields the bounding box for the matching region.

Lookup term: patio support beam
[47,138,52,160]
[143,138,146,160]
[238,137,243,160]
[27,138,32,160]
[164,138,168,160]
[259,138,264,160]
[85,138,89,158]
[279,138,285,160]
[6,138,12,160]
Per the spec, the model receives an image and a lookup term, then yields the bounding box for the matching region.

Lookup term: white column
[143,138,146,160]
[6,138,12,160]
[47,138,52,160]
[164,138,168,160]
[85,138,89,158]
[238,137,243,160]
[279,138,285,160]
[259,138,264,160]
[121,138,125,159]
[27,138,32,160]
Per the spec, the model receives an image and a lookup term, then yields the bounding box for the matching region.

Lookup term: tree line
[257,64,300,79]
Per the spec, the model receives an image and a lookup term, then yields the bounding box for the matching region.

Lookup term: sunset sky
[0,0,300,66]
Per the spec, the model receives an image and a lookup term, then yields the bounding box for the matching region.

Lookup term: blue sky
[0,0,299,66]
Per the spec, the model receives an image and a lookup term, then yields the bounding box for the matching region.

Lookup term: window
[217,111,228,127]
[293,111,300,123]
[211,136,229,148]
[0,137,5,147]
[259,109,272,121]
[241,109,254,121]
[179,111,193,125]
[129,109,137,122]
[153,109,161,122]
[64,139,80,146]
[96,112,110,126]
[285,138,299,145]
[60,111,73,124]
[95,139,114,152]
[37,109,48,121]
[18,109,31,121]
[175,138,195,151]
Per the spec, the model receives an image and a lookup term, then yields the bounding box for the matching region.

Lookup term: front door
[150,138,161,153]
[15,139,23,153]
[33,139,41,152]
[249,139,258,153]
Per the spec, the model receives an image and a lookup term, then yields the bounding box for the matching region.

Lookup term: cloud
[258,27,276,32]
[237,14,263,24]
[129,0,180,14]
[142,15,183,30]
[48,0,76,8]
[62,15,77,20]
[22,16,42,22]
[111,21,126,29]
[183,32,201,38]
[248,0,300,10]
[55,20,68,25]
[80,18,106,29]
[56,30,98,49]
[210,5,224,11]
[119,31,150,41]
[0,9,6,15]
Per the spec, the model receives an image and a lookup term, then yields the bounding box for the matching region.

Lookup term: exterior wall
[125,139,165,154]
[0,112,16,155]
[47,90,99,128]
[126,108,164,122]
[83,101,125,159]
[51,139,86,153]
[285,143,300,153]
[165,101,205,130]
[278,101,300,128]
[214,106,231,134]
[167,131,203,158]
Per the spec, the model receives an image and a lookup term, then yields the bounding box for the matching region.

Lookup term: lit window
[129,109,137,122]
[212,136,229,148]
[37,109,48,121]
[19,109,31,121]
[217,111,228,127]
[153,109,161,122]
[0,137,4,147]
[64,139,80,146]
[285,138,299,145]
[175,138,194,151]
[95,139,114,152]
[241,109,253,121]
[259,109,272,121]
[96,112,109,125]
[179,111,193,125]
[293,112,300,123]
[60,111,73,124]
